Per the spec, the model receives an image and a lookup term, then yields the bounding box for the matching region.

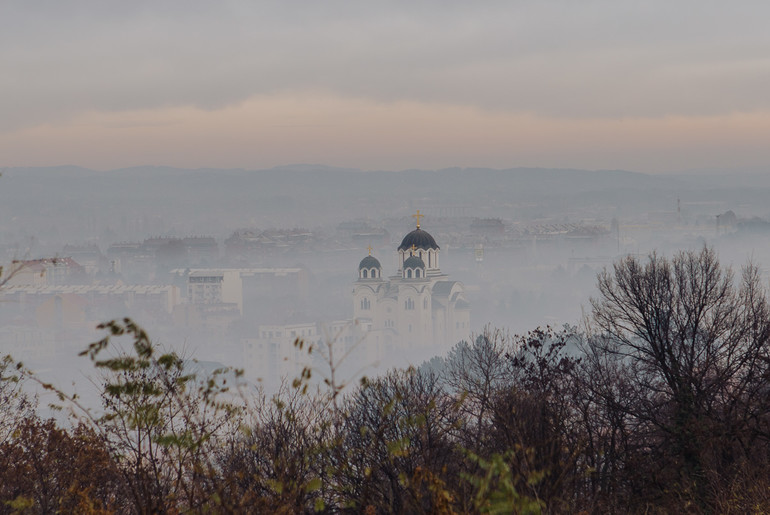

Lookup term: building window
[406,269,412,278]
[415,269,421,278]
[405,298,414,310]
[362,269,368,278]
[360,298,370,310]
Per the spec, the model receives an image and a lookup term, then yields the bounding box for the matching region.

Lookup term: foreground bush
[2,247,770,513]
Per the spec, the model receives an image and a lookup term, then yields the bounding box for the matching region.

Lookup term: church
[352,211,470,354]
[242,211,470,386]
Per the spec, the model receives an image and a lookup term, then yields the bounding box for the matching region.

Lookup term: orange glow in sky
[2,2,769,173]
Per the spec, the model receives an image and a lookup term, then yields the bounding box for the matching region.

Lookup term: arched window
[407,269,412,278]
[362,269,368,278]
[372,269,377,278]
[405,298,414,310]
[415,269,421,278]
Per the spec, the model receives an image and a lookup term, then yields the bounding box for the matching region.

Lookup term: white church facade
[242,212,470,386]
[352,211,470,356]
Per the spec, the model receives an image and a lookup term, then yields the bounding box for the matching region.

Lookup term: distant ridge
[4,164,770,244]
[0,164,714,201]
[7,164,770,204]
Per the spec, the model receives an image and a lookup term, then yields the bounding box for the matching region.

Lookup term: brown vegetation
[2,247,770,513]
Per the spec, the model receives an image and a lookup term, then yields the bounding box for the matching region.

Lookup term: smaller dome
[403,255,426,269]
[359,255,381,270]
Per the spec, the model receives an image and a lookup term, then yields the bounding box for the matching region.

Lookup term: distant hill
[3,164,678,197]
[2,165,769,246]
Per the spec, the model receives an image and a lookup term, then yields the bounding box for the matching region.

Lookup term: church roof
[432,280,458,297]
[398,228,439,251]
[359,255,381,270]
[403,255,426,269]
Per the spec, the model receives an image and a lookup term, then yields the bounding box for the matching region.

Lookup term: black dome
[359,255,381,270]
[398,228,439,251]
[403,255,426,269]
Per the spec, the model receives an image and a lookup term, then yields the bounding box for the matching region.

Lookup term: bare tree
[334,367,462,513]
[442,329,511,455]
[589,247,770,505]
[0,356,36,447]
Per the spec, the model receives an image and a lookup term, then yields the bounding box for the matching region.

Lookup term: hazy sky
[2,1,769,173]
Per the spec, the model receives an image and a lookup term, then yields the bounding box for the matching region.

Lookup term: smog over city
[2,2,770,512]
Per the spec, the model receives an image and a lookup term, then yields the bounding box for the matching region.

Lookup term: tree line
[2,247,770,513]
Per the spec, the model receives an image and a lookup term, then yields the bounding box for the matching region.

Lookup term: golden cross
[412,209,424,229]
[367,244,372,256]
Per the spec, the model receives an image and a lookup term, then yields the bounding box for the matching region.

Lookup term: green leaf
[305,477,322,493]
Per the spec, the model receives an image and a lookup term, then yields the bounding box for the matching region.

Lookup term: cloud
[2,1,770,133]
[3,92,770,173]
